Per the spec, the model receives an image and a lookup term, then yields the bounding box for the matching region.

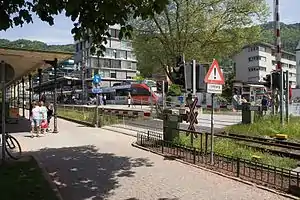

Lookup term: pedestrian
[39,101,48,134]
[261,95,269,115]
[46,103,54,132]
[127,92,131,107]
[103,94,107,105]
[30,101,42,137]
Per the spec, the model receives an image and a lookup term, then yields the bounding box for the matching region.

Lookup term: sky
[0,0,299,45]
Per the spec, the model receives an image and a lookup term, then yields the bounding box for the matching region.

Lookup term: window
[119,50,126,59]
[104,59,111,68]
[111,60,121,69]
[131,87,150,96]
[126,51,132,59]
[248,46,258,52]
[103,70,110,78]
[131,63,137,70]
[248,56,266,62]
[80,42,83,50]
[259,46,266,52]
[110,72,116,78]
[110,29,120,38]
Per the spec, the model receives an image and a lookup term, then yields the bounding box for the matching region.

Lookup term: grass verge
[174,132,298,169]
[225,115,300,141]
[57,107,132,127]
[0,156,59,200]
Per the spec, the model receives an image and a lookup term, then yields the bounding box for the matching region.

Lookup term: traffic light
[156,81,163,92]
[173,56,185,86]
[263,72,280,89]
[156,81,169,93]
[272,72,280,89]
[263,74,271,88]
[164,81,169,93]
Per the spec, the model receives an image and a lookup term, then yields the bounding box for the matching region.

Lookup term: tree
[0,0,169,54]
[132,0,269,80]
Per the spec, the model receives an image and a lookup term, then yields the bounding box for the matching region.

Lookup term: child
[39,101,48,134]
[46,103,54,132]
[30,101,41,137]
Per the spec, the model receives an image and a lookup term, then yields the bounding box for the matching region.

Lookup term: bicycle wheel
[5,134,22,160]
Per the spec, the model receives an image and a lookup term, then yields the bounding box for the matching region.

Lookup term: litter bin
[163,109,180,141]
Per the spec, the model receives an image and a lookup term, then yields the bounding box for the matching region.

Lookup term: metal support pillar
[285,70,289,123]
[280,69,284,125]
[1,61,6,161]
[28,74,32,116]
[13,83,16,107]
[17,80,20,108]
[10,86,13,107]
[45,59,58,133]
[53,59,58,133]
[22,78,25,117]
[38,68,42,101]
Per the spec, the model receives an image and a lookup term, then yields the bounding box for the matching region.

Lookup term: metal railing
[136,132,300,195]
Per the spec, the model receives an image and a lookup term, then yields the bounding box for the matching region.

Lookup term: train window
[115,89,130,96]
[131,87,150,96]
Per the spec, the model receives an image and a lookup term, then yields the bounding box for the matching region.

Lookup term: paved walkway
[12,118,290,200]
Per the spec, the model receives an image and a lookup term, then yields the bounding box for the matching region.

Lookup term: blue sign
[92,87,102,94]
[93,74,101,84]
[178,96,184,104]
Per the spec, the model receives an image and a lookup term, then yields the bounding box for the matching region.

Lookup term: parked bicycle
[0,132,22,160]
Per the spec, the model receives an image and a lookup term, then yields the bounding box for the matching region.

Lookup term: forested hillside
[260,22,300,53]
[0,22,299,53]
[0,39,74,52]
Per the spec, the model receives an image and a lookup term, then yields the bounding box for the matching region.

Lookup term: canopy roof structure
[0,47,73,86]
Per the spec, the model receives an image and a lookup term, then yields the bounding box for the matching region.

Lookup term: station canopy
[0,47,73,86]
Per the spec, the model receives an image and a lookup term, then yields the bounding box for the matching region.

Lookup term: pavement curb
[33,155,64,200]
[131,143,299,200]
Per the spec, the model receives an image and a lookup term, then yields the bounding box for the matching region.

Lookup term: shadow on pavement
[3,117,31,134]
[124,198,179,200]
[29,145,154,200]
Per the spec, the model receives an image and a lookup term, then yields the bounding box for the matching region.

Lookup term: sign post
[92,74,102,128]
[185,94,198,146]
[204,59,225,164]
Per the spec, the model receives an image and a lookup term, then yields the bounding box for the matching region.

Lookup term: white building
[296,41,300,88]
[74,24,137,88]
[234,42,297,88]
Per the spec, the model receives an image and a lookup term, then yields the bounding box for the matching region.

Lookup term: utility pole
[274,0,284,125]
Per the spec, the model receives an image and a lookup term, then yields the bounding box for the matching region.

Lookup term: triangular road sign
[204,59,225,85]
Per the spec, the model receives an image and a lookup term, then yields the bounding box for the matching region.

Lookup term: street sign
[92,87,102,94]
[186,97,198,131]
[204,59,225,85]
[207,83,223,94]
[93,74,101,84]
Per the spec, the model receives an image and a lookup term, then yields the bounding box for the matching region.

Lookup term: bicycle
[0,132,22,160]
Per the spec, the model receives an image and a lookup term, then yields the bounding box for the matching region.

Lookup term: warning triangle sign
[204,59,225,85]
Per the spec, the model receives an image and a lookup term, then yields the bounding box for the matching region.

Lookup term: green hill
[0,22,299,53]
[0,39,74,53]
[260,22,300,53]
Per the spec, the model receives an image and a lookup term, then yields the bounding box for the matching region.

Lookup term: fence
[136,131,300,195]
[57,105,155,129]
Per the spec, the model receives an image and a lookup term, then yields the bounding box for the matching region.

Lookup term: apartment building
[234,42,297,88]
[296,41,300,88]
[73,24,137,88]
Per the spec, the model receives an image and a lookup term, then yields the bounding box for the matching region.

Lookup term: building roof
[296,40,300,51]
[0,47,73,86]
[243,42,296,56]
